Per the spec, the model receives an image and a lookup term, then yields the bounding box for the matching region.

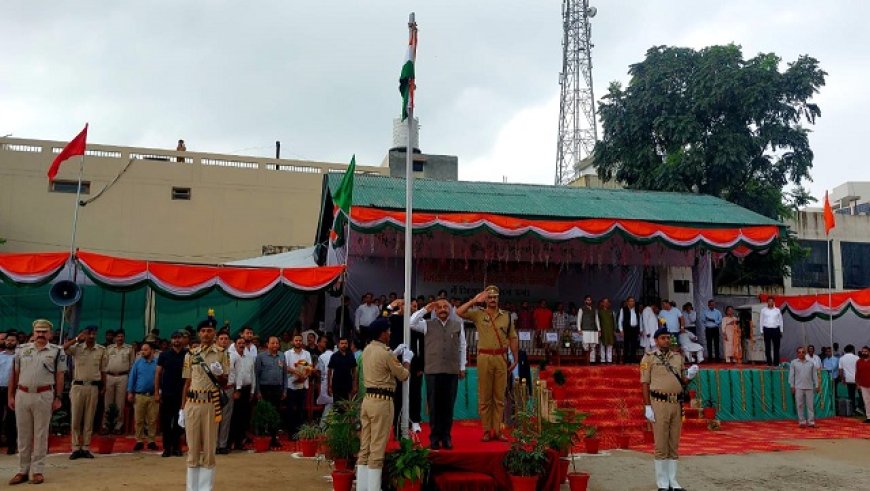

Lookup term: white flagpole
[401,11,417,439]
[827,233,835,409]
[59,154,86,342]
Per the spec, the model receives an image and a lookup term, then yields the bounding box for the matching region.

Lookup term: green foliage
[539,408,586,453]
[503,410,549,477]
[584,426,598,439]
[50,410,70,436]
[594,44,826,286]
[323,396,362,460]
[385,438,431,488]
[552,369,567,386]
[251,400,281,436]
[295,422,324,441]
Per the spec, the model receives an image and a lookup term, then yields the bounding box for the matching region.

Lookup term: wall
[0,137,387,263]
[384,149,458,181]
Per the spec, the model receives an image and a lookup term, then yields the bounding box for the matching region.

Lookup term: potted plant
[251,400,281,452]
[583,426,599,454]
[702,399,717,420]
[615,399,631,450]
[566,451,591,491]
[295,423,324,457]
[323,397,362,472]
[551,369,567,400]
[539,408,585,484]
[385,437,431,491]
[503,410,548,491]
[94,403,120,454]
[49,409,70,452]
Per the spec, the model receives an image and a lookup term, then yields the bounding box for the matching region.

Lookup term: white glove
[644,405,655,423]
[402,349,414,364]
[209,361,224,376]
[686,364,700,380]
[178,409,186,428]
[392,344,407,357]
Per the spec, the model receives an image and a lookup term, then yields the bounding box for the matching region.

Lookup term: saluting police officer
[356,316,412,491]
[62,325,107,460]
[180,318,229,491]
[641,327,699,491]
[8,319,67,486]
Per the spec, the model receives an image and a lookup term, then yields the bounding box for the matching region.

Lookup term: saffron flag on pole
[399,20,417,121]
[823,190,836,235]
[329,155,356,248]
[47,123,88,182]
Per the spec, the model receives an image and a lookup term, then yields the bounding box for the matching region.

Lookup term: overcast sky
[2,0,867,202]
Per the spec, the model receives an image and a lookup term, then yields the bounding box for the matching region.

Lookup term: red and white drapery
[0,251,343,299]
[765,289,870,320]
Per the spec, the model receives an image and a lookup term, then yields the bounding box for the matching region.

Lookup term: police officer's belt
[478,348,507,355]
[650,390,683,404]
[187,390,215,403]
[107,371,129,376]
[72,380,102,387]
[365,387,394,400]
[18,385,52,394]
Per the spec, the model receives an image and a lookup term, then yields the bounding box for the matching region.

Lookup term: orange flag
[47,124,88,182]
[823,191,836,235]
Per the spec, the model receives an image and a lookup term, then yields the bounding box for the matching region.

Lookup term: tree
[593,44,826,287]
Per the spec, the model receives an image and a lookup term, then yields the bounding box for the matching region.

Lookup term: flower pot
[616,434,630,449]
[583,437,599,455]
[331,470,354,491]
[298,438,318,457]
[703,407,717,420]
[94,436,116,454]
[332,458,349,471]
[567,472,590,491]
[253,437,271,453]
[642,429,654,444]
[558,457,570,483]
[397,480,422,491]
[508,474,538,491]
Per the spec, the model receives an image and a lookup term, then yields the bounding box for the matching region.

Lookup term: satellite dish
[587,6,597,17]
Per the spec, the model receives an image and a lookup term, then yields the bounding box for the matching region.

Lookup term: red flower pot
[298,438,318,457]
[253,437,271,453]
[583,437,599,455]
[94,436,116,455]
[331,470,354,491]
[332,458,349,471]
[703,407,716,420]
[397,480,422,491]
[617,434,630,449]
[567,472,590,491]
[558,457,570,483]
[509,475,539,491]
[642,429,655,444]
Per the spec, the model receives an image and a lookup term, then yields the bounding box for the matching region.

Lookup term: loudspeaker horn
[49,280,82,307]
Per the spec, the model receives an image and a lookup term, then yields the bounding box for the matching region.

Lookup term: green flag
[330,155,355,247]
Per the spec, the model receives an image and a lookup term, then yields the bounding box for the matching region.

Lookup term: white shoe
[186,467,200,491]
[198,467,215,491]
[355,465,369,491]
[367,467,382,491]
[411,422,422,433]
[668,460,683,490]
[654,460,669,490]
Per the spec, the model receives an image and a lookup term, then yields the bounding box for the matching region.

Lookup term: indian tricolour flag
[399,21,417,121]
[329,155,355,248]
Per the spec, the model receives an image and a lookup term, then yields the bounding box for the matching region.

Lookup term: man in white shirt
[285,334,313,440]
[839,345,861,414]
[240,326,258,358]
[216,332,236,454]
[229,336,256,451]
[681,303,697,335]
[354,293,380,338]
[806,345,822,369]
[317,341,335,424]
[759,298,784,366]
[640,303,661,354]
[657,300,684,335]
[618,297,642,363]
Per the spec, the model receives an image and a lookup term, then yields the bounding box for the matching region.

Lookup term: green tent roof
[325,174,783,228]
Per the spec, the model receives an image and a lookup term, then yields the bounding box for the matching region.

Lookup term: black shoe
[81,450,95,459]
[216,447,229,455]
[69,450,82,460]
[442,439,453,450]
[430,441,440,450]
[6,446,15,455]
[161,449,171,457]
[172,449,184,457]
[147,442,158,451]
[133,442,144,451]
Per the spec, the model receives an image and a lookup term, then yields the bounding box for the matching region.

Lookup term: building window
[50,180,90,194]
[172,187,191,200]
[673,280,690,293]
[790,240,834,288]
[842,242,870,289]
[412,161,424,172]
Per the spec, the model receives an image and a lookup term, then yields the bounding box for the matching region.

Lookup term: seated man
[678,330,705,363]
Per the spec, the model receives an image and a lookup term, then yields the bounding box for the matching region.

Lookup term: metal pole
[59,155,86,342]
[401,11,417,439]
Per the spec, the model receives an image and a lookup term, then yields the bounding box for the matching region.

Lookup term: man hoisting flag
[47,124,88,182]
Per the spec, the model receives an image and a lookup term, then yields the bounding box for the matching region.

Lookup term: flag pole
[401,11,417,439]
[59,154,86,342]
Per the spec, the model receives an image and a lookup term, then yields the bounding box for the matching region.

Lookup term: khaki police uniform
[14,343,66,476]
[461,307,517,435]
[66,343,106,451]
[182,344,229,469]
[358,340,408,470]
[104,343,133,431]
[640,348,684,460]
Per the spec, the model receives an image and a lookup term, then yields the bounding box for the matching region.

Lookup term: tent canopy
[771,289,870,321]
